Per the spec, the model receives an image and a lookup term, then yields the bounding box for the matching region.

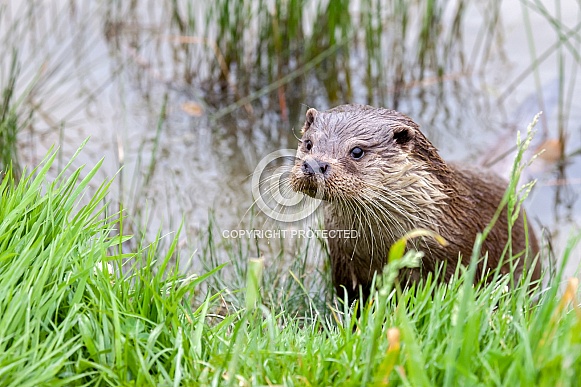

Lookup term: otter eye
[305,140,313,151]
[350,147,364,160]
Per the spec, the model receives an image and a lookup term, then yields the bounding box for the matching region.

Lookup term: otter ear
[302,108,318,134]
[393,125,415,146]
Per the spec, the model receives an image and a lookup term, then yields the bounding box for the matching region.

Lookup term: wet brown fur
[291,104,541,303]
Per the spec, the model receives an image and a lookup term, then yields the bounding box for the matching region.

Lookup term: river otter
[290,104,540,303]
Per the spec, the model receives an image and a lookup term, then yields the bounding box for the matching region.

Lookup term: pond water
[3,0,580,277]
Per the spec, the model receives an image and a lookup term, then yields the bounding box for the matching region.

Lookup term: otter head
[290,104,448,208]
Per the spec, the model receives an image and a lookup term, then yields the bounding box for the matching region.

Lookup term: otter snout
[302,157,330,176]
[290,156,332,199]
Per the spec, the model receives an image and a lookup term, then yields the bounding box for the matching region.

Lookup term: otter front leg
[328,238,371,306]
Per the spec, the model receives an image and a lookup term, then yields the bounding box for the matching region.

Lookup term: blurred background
[1,0,580,281]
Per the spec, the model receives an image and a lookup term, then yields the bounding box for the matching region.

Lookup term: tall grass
[103,0,492,118]
[0,126,580,385]
[0,54,21,178]
[0,146,221,385]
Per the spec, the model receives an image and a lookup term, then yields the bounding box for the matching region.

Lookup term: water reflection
[3,0,580,275]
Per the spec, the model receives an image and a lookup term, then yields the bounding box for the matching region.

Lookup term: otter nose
[302,159,330,176]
